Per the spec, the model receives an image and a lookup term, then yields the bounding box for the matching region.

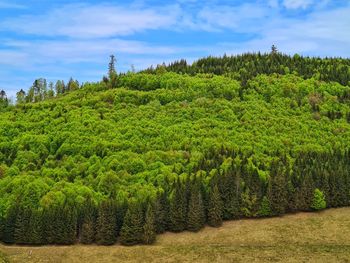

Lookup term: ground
[1,208,350,263]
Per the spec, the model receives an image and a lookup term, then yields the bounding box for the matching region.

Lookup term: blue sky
[0,0,349,98]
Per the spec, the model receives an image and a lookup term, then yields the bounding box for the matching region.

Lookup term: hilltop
[0,53,350,246]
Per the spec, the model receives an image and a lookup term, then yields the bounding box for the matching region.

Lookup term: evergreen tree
[120,202,144,246]
[207,184,223,227]
[80,199,97,244]
[27,209,43,245]
[154,191,169,233]
[96,200,117,245]
[143,204,156,244]
[267,162,287,215]
[169,179,187,232]
[14,205,31,244]
[2,205,18,244]
[187,181,205,232]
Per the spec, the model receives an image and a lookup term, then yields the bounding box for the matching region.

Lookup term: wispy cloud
[0,3,181,38]
[283,0,314,9]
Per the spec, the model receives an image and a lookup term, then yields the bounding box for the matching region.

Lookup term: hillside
[1,208,350,262]
[1,56,350,246]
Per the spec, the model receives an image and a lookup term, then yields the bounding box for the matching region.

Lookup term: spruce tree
[169,179,187,232]
[154,191,169,233]
[207,184,223,227]
[14,206,31,244]
[3,205,18,244]
[80,199,97,244]
[143,204,156,244]
[120,202,144,246]
[27,209,43,245]
[187,182,205,232]
[96,200,117,245]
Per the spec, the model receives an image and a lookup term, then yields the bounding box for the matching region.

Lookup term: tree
[154,191,169,233]
[120,202,144,246]
[271,45,278,55]
[169,179,187,232]
[16,89,26,104]
[267,163,287,215]
[207,184,223,227]
[258,196,271,217]
[80,199,97,244]
[187,181,205,232]
[311,188,326,211]
[108,55,118,88]
[143,204,156,244]
[14,205,31,244]
[2,205,18,244]
[96,200,117,245]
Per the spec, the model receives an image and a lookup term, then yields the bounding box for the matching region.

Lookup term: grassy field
[1,208,350,263]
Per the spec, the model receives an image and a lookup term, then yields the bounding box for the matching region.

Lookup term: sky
[0,0,350,98]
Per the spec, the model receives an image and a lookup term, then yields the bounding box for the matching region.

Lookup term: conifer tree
[207,184,223,227]
[80,199,97,244]
[169,179,187,232]
[143,204,156,244]
[14,206,31,244]
[3,205,18,244]
[154,191,169,233]
[96,200,117,245]
[120,202,144,246]
[187,181,205,232]
[267,162,287,215]
[27,209,43,245]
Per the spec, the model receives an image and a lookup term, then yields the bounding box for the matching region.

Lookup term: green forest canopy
[0,51,350,245]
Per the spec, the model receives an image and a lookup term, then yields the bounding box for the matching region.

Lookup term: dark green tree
[120,202,144,246]
[207,184,223,227]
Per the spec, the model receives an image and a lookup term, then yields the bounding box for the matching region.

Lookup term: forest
[0,51,350,246]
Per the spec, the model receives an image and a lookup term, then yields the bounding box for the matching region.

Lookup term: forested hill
[1,54,350,246]
[144,51,350,86]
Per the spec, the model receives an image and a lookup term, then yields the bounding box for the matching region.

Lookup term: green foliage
[1,54,350,246]
[258,196,272,217]
[311,189,327,211]
[120,202,144,246]
[96,200,117,245]
[207,184,223,227]
[143,204,156,244]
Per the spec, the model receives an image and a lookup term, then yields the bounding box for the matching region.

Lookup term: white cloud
[283,0,314,9]
[0,3,181,38]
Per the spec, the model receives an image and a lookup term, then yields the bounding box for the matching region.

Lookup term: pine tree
[169,179,187,232]
[80,199,97,244]
[143,204,156,244]
[154,191,169,233]
[187,181,205,232]
[207,184,223,227]
[268,162,287,215]
[120,202,144,246]
[96,200,117,245]
[2,205,18,244]
[14,206,31,244]
[27,209,43,245]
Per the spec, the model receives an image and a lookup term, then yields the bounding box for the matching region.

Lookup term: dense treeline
[1,53,350,245]
[144,49,350,86]
[0,149,349,245]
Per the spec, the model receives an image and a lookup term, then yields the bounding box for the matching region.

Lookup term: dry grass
[1,208,350,263]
